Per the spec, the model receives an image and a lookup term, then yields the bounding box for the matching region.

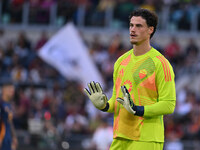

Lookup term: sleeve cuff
[100,103,109,112]
[135,106,144,116]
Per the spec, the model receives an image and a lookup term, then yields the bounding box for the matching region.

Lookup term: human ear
[148,26,154,35]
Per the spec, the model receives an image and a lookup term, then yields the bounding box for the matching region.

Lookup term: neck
[133,39,151,56]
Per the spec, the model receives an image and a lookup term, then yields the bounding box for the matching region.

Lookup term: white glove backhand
[117,86,136,114]
[84,81,108,110]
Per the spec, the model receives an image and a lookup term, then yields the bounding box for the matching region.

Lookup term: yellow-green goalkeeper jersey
[107,47,176,142]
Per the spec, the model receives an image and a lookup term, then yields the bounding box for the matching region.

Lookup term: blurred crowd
[1,0,200,30]
[0,28,200,149]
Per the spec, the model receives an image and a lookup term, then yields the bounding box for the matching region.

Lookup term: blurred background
[0,0,200,150]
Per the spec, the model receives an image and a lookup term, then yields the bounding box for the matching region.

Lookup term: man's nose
[130,26,136,31]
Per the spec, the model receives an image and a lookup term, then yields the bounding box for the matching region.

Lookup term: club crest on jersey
[139,69,147,79]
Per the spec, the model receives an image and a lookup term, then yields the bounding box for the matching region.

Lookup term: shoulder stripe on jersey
[156,56,167,81]
[156,56,172,82]
[161,56,172,81]
[159,56,171,81]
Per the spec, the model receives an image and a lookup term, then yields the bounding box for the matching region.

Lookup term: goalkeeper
[84,8,176,150]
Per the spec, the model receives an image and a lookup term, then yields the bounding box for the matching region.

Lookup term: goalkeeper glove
[117,86,144,116]
[84,81,109,111]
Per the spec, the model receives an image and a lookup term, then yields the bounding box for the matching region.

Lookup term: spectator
[90,119,113,150]
[9,0,24,23]
[108,33,124,58]
[11,64,28,82]
[65,104,88,134]
[13,88,30,130]
[0,82,18,150]
[186,38,198,52]
[164,37,181,64]
[113,0,135,27]
[140,0,156,11]
[35,31,49,51]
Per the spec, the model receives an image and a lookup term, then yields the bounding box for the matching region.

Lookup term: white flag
[38,23,104,87]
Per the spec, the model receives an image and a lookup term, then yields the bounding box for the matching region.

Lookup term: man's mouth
[130,34,137,38]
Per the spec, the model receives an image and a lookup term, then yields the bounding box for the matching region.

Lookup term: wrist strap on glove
[100,103,109,112]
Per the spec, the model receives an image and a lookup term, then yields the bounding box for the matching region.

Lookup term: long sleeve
[144,100,175,117]
[143,56,176,117]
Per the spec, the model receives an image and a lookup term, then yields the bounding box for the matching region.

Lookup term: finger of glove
[88,83,95,94]
[123,94,129,104]
[124,86,130,94]
[91,81,98,93]
[121,86,126,97]
[128,105,136,114]
[123,86,131,100]
[125,93,130,99]
[117,97,124,105]
[102,94,108,102]
[96,82,103,93]
[125,93,133,106]
[84,88,91,97]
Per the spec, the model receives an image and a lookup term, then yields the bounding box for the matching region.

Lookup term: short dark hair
[129,8,158,38]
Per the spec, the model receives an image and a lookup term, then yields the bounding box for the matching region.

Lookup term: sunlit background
[0,0,200,150]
